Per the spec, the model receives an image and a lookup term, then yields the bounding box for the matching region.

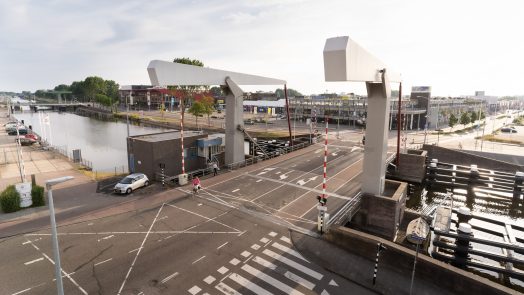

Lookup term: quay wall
[422,144,524,173]
[321,226,517,294]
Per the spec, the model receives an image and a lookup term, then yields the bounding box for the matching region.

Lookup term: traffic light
[317,196,327,205]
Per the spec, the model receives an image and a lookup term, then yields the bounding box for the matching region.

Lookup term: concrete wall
[391,149,427,183]
[353,180,407,240]
[323,226,516,295]
[423,145,523,173]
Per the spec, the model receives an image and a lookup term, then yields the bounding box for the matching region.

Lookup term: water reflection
[14,111,172,170]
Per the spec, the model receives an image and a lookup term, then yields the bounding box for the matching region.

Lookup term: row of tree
[35,77,119,107]
[448,111,485,129]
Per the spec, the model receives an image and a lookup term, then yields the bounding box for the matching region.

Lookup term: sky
[1,0,523,97]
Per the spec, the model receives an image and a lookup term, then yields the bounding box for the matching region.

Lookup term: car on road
[114,173,149,194]
[501,127,517,133]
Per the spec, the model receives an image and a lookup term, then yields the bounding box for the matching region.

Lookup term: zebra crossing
[188,231,337,295]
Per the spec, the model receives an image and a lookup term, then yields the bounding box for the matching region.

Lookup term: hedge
[0,185,21,213]
[31,185,45,207]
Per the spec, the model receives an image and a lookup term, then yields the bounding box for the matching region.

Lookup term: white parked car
[114,173,149,194]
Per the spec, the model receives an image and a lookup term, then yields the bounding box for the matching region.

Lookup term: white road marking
[94,258,113,266]
[217,266,229,274]
[252,256,315,290]
[203,275,216,284]
[11,287,31,295]
[24,257,44,265]
[262,249,323,280]
[97,234,114,242]
[260,237,269,243]
[256,179,263,183]
[188,285,201,295]
[217,242,229,250]
[27,230,240,236]
[117,203,165,295]
[238,231,246,237]
[87,222,94,226]
[241,251,251,257]
[321,290,330,295]
[272,242,309,262]
[161,272,179,284]
[25,238,87,295]
[275,171,281,174]
[192,255,206,264]
[329,279,339,286]
[241,264,305,295]
[22,241,30,245]
[232,189,240,193]
[251,244,261,250]
[280,236,291,244]
[215,282,242,295]
[269,231,278,237]
[229,258,240,266]
[229,273,272,295]
[166,203,241,232]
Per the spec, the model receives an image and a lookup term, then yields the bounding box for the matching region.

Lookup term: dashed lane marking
[188,285,201,295]
[217,266,229,274]
[94,258,113,266]
[192,255,206,264]
[232,189,240,193]
[24,257,44,265]
[161,272,179,284]
[217,242,229,250]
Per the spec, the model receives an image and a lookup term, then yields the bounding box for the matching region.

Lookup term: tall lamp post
[46,176,74,295]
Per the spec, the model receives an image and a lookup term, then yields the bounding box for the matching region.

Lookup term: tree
[83,76,106,102]
[54,84,70,91]
[209,86,224,97]
[460,112,471,126]
[200,96,215,125]
[95,93,113,107]
[448,113,458,129]
[275,88,302,98]
[170,58,206,124]
[188,101,206,127]
[470,111,478,123]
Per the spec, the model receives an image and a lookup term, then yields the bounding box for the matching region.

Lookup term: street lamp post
[46,176,74,295]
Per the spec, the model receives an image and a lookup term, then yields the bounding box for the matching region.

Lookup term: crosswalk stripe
[229,273,272,295]
[280,236,291,244]
[215,282,242,295]
[241,264,305,295]
[271,242,309,262]
[252,256,315,290]
[262,249,323,280]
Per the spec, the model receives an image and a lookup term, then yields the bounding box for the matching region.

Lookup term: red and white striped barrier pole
[180,115,185,175]
[322,117,328,200]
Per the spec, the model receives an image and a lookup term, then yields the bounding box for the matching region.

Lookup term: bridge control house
[127,131,225,181]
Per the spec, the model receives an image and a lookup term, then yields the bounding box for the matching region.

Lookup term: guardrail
[328,192,363,226]
[226,141,311,171]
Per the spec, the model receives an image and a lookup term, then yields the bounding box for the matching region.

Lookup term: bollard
[453,223,472,268]
[513,172,524,202]
[426,162,437,188]
[457,207,472,224]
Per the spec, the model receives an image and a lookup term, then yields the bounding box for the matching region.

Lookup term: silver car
[114,173,149,194]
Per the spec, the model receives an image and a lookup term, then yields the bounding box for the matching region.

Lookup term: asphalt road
[1,139,374,295]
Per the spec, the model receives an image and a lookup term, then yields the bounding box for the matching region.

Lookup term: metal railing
[226,141,311,171]
[328,192,363,226]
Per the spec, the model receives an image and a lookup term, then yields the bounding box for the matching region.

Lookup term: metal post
[47,187,64,295]
[373,242,386,285]
[46,176,73,295]
[396,83,402,167]
[409,243,420,295]
[284,84,293,146]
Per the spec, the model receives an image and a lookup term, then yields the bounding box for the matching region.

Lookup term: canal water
[14,111,172,171]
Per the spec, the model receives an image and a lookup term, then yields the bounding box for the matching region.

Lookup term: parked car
[501,127,517,133]
[244,119,255,125]
[7,127,28,135]
[114,173,149,194]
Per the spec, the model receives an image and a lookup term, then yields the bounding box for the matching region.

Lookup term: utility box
[72,149,82,163]
[178,173,188,185]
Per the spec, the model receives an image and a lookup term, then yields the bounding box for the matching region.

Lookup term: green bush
[0,185,21,213]
[31,185,45,207]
